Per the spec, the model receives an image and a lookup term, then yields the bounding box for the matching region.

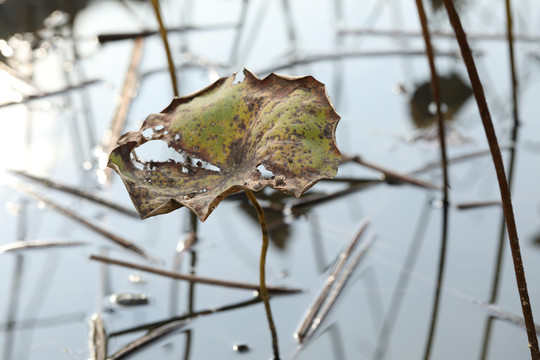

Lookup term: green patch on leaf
[108,69,341,221]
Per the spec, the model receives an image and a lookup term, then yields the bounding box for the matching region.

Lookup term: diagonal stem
[245,190,281,360]
[150,0,179,97]
[442,1,539,358]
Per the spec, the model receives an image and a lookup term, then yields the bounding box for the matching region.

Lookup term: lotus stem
[150,0,179,97]
[245,189,281,360]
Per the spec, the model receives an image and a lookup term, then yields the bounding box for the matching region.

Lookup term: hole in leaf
[257,164,274,179]
[141,128,154,139]
[130,151,145,170]
[131,140,222,173]
[192,157,221,172]
[133,140,187,165]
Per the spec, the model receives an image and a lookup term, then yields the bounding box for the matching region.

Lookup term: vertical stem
[505,0,519,126]
[442,1,539,358]
[245,190,280,360]
[150,0,179,97]
[414,2,450,359]
[414,0,448,206]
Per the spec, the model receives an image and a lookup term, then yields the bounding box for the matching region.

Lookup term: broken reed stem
[103,37,144,154]
[108,319,188,360]
[414,3,450,359]
[336,27,540,43]
[12,184,159,263]
[343,155,440,190]
[102,36,144,183]
[110,296,262,337]
[8,169,139,218]
[414,0,448,206]
[303,234,375,344]
[245,189,281,360]
[0,80,100,109]
[88,313,107,360]
[505,0,519,126]
[409,145,514,175]
[442,1,539,358]
[456,200,502,210]
[294,219,370,343]
[150,0,179,97]
[90,254,301,294]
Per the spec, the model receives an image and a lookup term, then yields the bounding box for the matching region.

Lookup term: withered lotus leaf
[108,69,341,221]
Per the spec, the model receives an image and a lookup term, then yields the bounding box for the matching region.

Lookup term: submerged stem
[245,190,280,360]
[150,0,179,97]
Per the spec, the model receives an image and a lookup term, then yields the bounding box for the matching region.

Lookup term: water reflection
[408,73,472,129]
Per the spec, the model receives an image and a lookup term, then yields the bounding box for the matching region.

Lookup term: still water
[1,0,540,359]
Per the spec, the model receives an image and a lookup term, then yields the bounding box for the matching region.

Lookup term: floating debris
[233,343,250,353]
[294,220,375,345]
[0,239,87,254]
[12,184,161,264]
[107,319,189,360]
[109,293,149,307]
[127,274,145,285]
[7,169,139,218]
[294,219,370,343]
[88,313,107,360]
[90,254,302,295]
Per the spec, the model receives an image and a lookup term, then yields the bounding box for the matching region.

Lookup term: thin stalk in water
[414,1,450,359]
[442,1,539,358]
[150,0,179,97]
[505,0,519,126]
[245,189,280,360]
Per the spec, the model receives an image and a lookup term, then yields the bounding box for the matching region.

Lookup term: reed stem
[150,0,179,97]
[442,1,539,358]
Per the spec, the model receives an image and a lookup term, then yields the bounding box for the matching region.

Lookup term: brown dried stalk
[89,254,302,295]
[442,1,539,357]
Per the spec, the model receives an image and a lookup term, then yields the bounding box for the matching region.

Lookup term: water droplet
[128,274,145,284]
